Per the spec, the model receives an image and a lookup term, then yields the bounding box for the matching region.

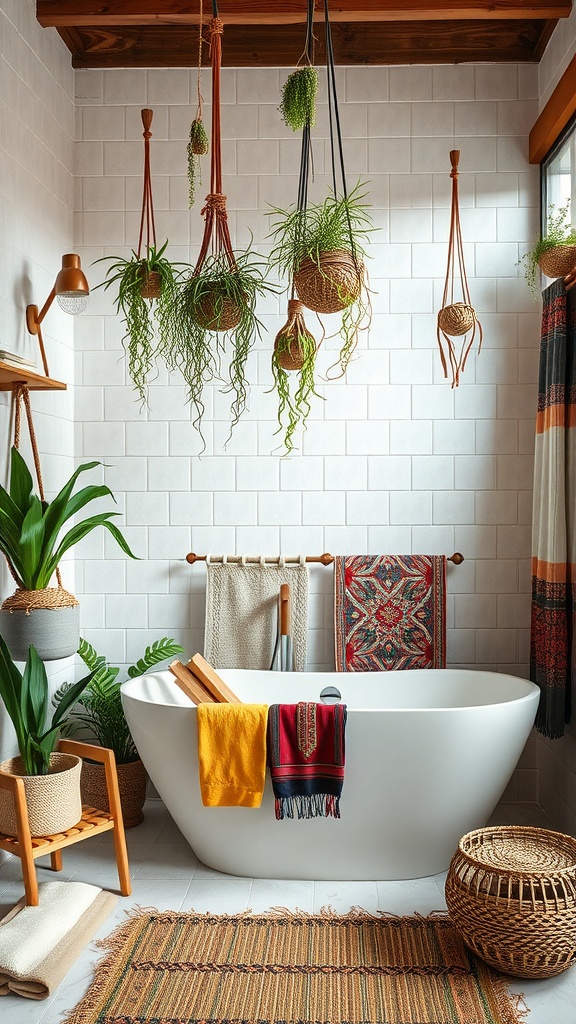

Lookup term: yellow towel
[197,703,268,807]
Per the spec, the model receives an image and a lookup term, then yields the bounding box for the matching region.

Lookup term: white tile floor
[1,798,575,1024]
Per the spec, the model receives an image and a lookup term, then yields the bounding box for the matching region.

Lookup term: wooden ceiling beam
[37,1,572,28]
[58,20,548,68]
[529,54,576,163]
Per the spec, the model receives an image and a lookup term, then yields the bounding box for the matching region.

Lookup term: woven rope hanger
[437,150,483,388]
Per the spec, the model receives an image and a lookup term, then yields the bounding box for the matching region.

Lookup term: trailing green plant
[268,182,373,375]
[279,66,318,132]
[0,446,137,592]
[519,200,576,298]
[271,325,321,454]
[168,249,278,446]
[55,636,184,764]
[187,117,209,207]
[0,634,95,775]
[94,241,185,405]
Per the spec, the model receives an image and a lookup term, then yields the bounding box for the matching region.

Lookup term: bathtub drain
[319,685,342,704]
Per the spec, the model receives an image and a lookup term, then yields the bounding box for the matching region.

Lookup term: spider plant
[168,249,278,446]
[94,241,185,404]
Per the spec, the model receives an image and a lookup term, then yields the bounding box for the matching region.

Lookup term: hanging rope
[437,150,483,388]
[136,108,157,259]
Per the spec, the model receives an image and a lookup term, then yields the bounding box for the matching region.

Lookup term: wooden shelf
[0,360,66,391]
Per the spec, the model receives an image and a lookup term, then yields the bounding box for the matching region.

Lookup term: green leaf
[8,447,35,516]
[0,633,27,757]
[18,496,45,588]
[50,670,96,729]
[41,460,102,553]
[39,514,138,588]
[127,637,185,678]
[20,645,49,741]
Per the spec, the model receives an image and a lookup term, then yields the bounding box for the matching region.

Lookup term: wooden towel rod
[185,552,465,566]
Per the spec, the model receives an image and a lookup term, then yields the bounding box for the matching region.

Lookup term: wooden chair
[0,740,132,906]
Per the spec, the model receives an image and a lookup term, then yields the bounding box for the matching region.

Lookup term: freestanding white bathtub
[121,668,539,880]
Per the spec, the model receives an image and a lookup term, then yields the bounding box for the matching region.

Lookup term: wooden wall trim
[529,53,576,163]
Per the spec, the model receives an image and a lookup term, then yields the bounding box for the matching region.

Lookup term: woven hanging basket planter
[0,586,80,662]
[81,758,148,829]
[437,302,476,338]
[0,753,82,838]
[274,299,316,370]
[445,825,576,979]
[294,249,363,314]
[139,269,162,299]
[191,286,243,332]
[538,244,576,279]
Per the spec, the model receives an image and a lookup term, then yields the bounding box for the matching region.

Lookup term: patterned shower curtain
[530,279,576,738]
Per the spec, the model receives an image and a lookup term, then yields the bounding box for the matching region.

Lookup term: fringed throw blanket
[530,279,576,738]
[334,554,446,671]
[204,556,308,670]
[267,702,347,819]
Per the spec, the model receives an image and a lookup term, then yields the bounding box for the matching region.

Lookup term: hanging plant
[270,299,322,453]
[166,17,277,447]
[436,149,483,388]
[519,200,576,298]
[94,109,184,404]
[269,183,373,377]
[169,247,274,440]
[187,118,209,207]
[187,3,209,207]
[95,241,183,405]
[279,65,318,131]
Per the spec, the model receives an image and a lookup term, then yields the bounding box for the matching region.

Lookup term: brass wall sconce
[26,254,89,376]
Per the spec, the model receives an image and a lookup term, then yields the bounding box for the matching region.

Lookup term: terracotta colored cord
[137,108,157,259]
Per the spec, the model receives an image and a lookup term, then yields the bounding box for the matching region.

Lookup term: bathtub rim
[121,668,540,714]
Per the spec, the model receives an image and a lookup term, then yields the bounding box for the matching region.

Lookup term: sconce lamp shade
[25,253,90,376]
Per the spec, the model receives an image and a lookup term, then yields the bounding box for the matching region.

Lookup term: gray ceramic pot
[0,604,80,662]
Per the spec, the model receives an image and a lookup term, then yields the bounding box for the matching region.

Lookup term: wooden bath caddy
[169,654,241,705]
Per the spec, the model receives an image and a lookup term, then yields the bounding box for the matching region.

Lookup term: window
[542,113,576,229]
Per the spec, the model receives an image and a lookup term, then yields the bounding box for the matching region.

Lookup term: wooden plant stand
[0,740,132,906]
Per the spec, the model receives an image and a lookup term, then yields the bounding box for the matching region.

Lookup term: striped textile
[334,555,446,672]
[530,279,576,738]
[267,702,347,820]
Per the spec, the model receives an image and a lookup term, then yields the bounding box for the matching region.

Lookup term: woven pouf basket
[445,825,576,978]
[294,249,363,314]
[0,753,82,838]
[538,244,576,279]
[437,302,476,337]
[192,289,242,331]
[81,758,148,829]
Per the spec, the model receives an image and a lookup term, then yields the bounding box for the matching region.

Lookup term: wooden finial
[141,108,153,134]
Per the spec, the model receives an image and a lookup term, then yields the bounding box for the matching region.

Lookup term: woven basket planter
[437,302,476,337]
[0,753,82,838]
[294,249,363,314]
[81,757,148,829]
[538,245,576,279]
[445,825,576,979]
[0,587,80,662]
[192,287,242,332]
[139,269,162,299]
[274,300,315,371]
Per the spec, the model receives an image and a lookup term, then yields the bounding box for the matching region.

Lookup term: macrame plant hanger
[137,108,159,297]
[437,150,482,387]
[187,0,209,207]
[274,0,317,373]
[291,0,369,378]
[3,386,77,612]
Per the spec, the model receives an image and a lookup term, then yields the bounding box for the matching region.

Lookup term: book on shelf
[0,350,38,370]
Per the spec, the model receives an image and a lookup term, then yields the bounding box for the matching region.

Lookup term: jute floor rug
[64,908,527,1024]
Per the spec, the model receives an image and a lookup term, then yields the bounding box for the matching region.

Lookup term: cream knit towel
[204,556,308,670]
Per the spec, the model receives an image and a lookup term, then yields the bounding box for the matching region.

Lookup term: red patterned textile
[334,555,446,672]
[530,279,576,738]
[267,702,347,819]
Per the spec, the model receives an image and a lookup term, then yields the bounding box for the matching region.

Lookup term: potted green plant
[520,201,576,297]
[56,636,184,827]
[0,446,137,662]
[169,248,277,446]
[268,182,373,376]
[95,241,185,404]
[0,634,95,837]
[279,65,318,131]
